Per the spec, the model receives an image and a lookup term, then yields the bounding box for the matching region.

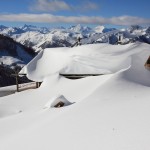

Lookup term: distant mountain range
[1,24,149,52]
[0,24,150,64]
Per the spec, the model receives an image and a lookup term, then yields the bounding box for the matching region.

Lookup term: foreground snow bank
[1,43,150,150]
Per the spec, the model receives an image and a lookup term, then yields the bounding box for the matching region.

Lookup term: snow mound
[20,43,136,82]
[44,94,73,109]
[120,49,150,86]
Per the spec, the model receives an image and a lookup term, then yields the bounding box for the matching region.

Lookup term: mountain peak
[0,25,8,30]
[70,24,83,31]
[94,26,105,33]
[23,24,37,28]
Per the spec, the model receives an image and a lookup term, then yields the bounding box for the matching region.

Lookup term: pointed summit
[69,24,83,32]
[69,24,92,35]
[21,24,37,31]
[0,25,8,30]
[94,25,116,33]
[94,26,105,33]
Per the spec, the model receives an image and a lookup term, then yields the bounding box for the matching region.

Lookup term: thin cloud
[80,1,99,11]
[0,13,150,25]
[30,0,99,12]
[30,0,71,12]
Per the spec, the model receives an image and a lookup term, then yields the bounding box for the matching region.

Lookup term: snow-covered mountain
[0,24,150,52]
[0,34,36,87]
[0,34,36,67]
[69,24,92,36]
[20,24,50,33]
[94,25,116,33]
[0,25,7,31]
[0,27,24,36]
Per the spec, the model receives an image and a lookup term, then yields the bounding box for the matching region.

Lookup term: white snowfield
[0,43,150,150]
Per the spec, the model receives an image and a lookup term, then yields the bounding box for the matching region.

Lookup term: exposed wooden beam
[60,74,103,79]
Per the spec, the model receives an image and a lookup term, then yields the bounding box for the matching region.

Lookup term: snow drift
[1,43,150,150]
[44,94,73,109]
[20,43,135,81]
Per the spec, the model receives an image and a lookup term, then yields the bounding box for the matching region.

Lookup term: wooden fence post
[36,82,39,88]
[16,73,19,92]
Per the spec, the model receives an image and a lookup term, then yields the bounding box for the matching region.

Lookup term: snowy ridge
[1,24,150,52]
[82,29,119,44]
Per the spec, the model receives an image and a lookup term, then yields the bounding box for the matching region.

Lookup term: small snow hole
[54,101,65,108]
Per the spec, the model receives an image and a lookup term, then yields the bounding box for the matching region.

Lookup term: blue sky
[0,0,150,28]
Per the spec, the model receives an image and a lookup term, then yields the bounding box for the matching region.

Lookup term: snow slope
[0,35,35,68]
[0,43,150,150]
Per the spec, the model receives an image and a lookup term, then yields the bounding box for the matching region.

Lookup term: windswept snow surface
[21,43,134,81]
[1,43,150,150]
